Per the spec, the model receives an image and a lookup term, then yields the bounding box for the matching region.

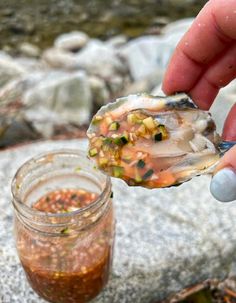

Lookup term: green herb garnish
[109,121,120,131]
[92,116,103,125]
[120,135,129,144]
[103,137,113,145]
[89,148,98,157]
[113,137,122,145]
[114,135,129,146]
[137,159,145,169]
[154,133,162,141]
[113,166,124,178]
[158,124,168,139]
[143,169,154,180]
[60,227,69,234]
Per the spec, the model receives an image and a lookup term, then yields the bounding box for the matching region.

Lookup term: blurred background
[1,0,231,149]
[0,0,208,49]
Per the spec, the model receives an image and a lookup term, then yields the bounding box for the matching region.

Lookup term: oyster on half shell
[87,93,221,189]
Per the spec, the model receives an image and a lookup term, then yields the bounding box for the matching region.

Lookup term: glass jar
[11,150,115,303]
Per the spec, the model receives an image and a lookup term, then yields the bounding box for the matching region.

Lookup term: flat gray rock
[23,70,92,135]
[0,52,27,87]
[75,40,127,79]
[0,139,236,303]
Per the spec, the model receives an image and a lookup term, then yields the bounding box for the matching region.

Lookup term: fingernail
[210,168,236,202]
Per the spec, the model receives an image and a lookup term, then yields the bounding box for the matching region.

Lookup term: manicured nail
[210,168,236,202]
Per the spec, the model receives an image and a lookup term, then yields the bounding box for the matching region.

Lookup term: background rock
[120,18,193,82]
[42,48,78,69]
[75,40,127,79]
[23,71,92,137]
[0,52,27,87]
[162,18,193,35]
[124,70,163,95]
[18,42,41,58]
[54,31,89,52]
[14,57,44,72]
[107,75,127,96]
[0,72,46,105]
[89,76,110,106]
[120,36,176,81]
[106,35,128,48]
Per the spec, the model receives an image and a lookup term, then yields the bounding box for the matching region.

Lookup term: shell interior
[87,93,221,189]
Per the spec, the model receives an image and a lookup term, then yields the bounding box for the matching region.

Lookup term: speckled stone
[1,139,236,303]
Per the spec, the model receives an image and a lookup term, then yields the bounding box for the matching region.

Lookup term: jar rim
[11,149,111,219]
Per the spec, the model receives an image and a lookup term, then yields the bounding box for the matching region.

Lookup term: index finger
[162,0,236,98]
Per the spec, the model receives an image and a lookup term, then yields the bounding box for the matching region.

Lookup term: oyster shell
[87,93,221,189]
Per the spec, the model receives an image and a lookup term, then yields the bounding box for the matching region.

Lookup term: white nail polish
[210,168,236,202]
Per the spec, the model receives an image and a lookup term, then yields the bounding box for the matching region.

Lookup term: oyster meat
[87,93,221,189]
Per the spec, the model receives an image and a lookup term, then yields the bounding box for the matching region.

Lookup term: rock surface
[18,42,41,58]
[75,40,127,79]
[106,35,128,48]
[42,48,78,69]
[120,19,193,81]
[120,36,170,81]
[54,31,89,52]
[1,139,236,303]
[89,76,110,106]
[23,71,92,136]
[0,52,27,87]
[162,18,193,35]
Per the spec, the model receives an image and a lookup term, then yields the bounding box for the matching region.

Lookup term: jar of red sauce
[11,150,115,303]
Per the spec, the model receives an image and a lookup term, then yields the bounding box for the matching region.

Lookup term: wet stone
[54,31,89,52]
[18,42,41,58]
[23,71,92,136]
[41,47,78,69]
[0,51,27,87]
[1,139,236,302]
[75,40,127,79]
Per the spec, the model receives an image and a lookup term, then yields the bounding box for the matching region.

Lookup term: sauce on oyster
[87,93,221,188]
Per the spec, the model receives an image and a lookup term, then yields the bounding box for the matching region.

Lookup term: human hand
[162,0,236,202]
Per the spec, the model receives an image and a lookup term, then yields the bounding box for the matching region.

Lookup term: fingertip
[162,78,173,95]
[189,77,219,110]
[216,145,236,172]
[222,103,236,141]
[161,77,169,95]
[210,167,236,202]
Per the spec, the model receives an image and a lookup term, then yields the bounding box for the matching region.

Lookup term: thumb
[210,104,236,202]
